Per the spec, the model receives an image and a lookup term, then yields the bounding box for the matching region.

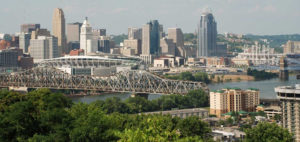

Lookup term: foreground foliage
[0,89,211,141]
[245,122,293,142]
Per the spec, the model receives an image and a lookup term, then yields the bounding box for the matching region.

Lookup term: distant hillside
[111,34,127,45]
[245,34,300,48]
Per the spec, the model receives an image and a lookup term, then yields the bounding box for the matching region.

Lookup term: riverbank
[211,74,255,83]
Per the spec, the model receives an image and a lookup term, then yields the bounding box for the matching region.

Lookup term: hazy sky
[1,0,299,35]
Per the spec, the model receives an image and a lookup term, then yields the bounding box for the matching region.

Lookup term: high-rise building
[160,38,175,56]
[67,22,82,43]
[80,17,98,55]
[275,85,300,142]
[52,8,67,55]
[19,33,31,53]
[284,40,300,54]
[168,28,184,48]
[100,29,106,36]
[123,39,142,55]
[210,88,259,117]
[0,49,19,67]
[159,24,165,38]
[31,28,51,39]
[29,36,59,61]
[128,27,142,40]
[197,12,217,57]
[142,20,160,55]
[20,24,40,33]
[98,36,110,53]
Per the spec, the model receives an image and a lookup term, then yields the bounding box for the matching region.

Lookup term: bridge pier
[279,56,289,81]
[131,93,149,100]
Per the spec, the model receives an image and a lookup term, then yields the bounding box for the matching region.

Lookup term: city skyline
[0,0,300,35]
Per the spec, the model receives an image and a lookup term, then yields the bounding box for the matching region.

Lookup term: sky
[0,0,299,35]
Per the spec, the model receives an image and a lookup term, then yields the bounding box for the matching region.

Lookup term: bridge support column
[279,56,289,81]
[131,93,149,100]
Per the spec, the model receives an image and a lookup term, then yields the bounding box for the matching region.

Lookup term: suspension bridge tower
[279,56,289,81]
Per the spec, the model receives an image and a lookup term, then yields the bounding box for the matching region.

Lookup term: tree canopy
[0,88,211,141]
[245,122,293,142]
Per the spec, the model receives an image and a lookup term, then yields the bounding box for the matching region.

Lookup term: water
[70,75,299,103]
[208,75,299,99]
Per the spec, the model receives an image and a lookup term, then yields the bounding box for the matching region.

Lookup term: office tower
[80,17,97,55]
[284,40,300,54]
[100,29,106,36]
[31,28,51,39]
[123,39,142,55]
[29,36,59,61]
[128,27,142,40]
[275,85,300,142]
[197,12,217,57]
[19,33,31,53]
[92,29,106,37]
[0,49,19,67]
[159,24,165,38]
[210,88,259,117]
[160,38,175,56]
[142,20,160,55]
[67,22,82,43]
[20,24,40,33]
[168,28,184,48]
[52,8,67,55]
[67,22,82,52]
[98,36,110,53]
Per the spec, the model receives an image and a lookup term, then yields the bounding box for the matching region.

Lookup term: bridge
[0,67,208,95]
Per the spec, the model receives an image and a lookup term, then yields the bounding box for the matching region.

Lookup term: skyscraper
[128,27,142,40]
[80,17,97,55]
[20,24,40,33]
[29,36,59,61]
[19,33,31,53]
[67,22,82,43]
[197,12,217,57]
[168,28,184,48]
[52,8,67,55]
[142,20,160,55]
[275,85,300,142]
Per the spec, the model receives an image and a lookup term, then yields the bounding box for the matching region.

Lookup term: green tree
[274,114,281,122]
[69,103,118,141]
[186,89,209,108]
[0,88,72,141]
[245,122,293,142]
[179,72,195,81]
[177,116,211,138]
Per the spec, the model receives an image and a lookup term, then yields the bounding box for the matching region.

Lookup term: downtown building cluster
[0,7,229,73]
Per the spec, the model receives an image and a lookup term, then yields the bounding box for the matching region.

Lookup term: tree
[177,116,211,138]
[245,122,293,142]
[186,89,209,108]
[69,104,117,141]
[0,88,73,142]
[274,114,281,122]
[179,72,195,81]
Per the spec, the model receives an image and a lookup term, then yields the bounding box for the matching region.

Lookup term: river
[71,75,299,103]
